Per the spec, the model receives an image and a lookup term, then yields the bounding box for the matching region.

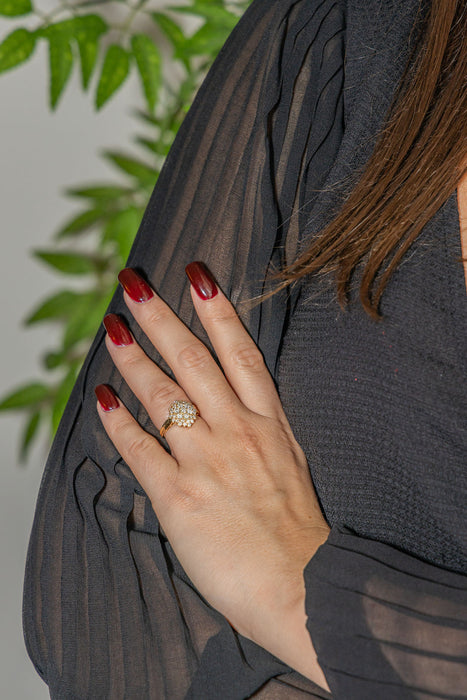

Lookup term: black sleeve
[305,526,467,699]
[22,0,346,697]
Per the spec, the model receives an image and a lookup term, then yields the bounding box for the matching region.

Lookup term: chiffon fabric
[23,0,467,697]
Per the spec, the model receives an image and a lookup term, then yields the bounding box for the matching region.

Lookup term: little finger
[94,383,177,500]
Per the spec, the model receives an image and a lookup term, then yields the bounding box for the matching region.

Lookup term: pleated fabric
[23,0,467,697]
[305,527,467,699]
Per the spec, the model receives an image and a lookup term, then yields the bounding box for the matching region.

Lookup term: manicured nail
[103,314,133,347]
[118,268,154,303]
[95,384,119,412]
[185,261,218,300]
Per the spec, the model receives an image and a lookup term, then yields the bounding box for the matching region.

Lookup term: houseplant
[0,0,249,462]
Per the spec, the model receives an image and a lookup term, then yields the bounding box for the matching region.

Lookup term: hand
[95,264,330,685]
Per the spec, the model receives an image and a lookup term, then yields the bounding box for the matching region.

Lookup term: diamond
[168,400,198,428]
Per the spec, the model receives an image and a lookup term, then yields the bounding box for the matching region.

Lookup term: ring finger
[103,313,209,449]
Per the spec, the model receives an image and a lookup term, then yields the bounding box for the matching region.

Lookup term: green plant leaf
[65,184,133,201]
[24,290,83,325]
[103,151,157,186]
[19,410,41,464]
[131,33,161,113]
[39,21,81,107]
[43,349,67,370]
[0,27,35,73]
[134,136,158,153]
[181,23,230,59]
[95,44,130,110]
[0,382,49,410]
[132,108,160,127]
[62,290,111,350]
[135,135,174,157]
[73,14,108,89]
[103,206,142,264]
[46,32,74,109]
[54,207,107,239]
[0,0,32,17]
[76,33,99,90]
[34,250,98,275]
[151,12,187,64]
[172,2,238,31]
[19,410,42,462]
[51,364,79,432]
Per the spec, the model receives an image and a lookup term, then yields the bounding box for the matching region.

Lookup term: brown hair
[259,0,467,319]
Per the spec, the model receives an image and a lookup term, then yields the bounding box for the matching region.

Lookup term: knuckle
[145,302,172,326]
[122,350,145,373]
[114,422,155,468]
[127,433,154,459]
[207,387,238,413]
[229,343,265,372]
[176,342,210,371]
[234,419,264,456]
[208,305,237,324]
[173,478,212,512]
[147,381,181,408]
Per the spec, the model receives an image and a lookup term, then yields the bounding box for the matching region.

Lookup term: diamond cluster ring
[160,400,200,438]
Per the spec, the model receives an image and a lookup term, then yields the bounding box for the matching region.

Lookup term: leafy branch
[0,0,250,462]
[0,0,248,110]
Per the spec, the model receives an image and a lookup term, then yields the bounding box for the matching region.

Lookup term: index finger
[185,262,284,420]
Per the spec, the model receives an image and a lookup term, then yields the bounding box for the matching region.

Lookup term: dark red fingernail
[118,268,154,303]
[95,384,119,411]
[103,313,133,347]
[185,261,218,300]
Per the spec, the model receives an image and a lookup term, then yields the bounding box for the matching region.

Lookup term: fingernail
[185,261,218,300]
[103,314,133,347]
[118,268,154,303]
[95,384,119,412]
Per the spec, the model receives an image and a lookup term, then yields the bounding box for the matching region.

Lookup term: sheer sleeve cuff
[304,526,467,699]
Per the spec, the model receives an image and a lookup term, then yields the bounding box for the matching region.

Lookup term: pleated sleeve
[23,0,347,697]
[305,527,467,699]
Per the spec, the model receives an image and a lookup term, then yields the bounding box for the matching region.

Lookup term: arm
[241,528,332,692]
[243,523,467,697]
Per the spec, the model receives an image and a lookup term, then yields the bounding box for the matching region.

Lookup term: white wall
[0,11,146,697]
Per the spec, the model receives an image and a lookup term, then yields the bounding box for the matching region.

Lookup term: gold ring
[160,400,200,438]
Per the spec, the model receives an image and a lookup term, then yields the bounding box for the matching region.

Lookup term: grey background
[0,9,152,697]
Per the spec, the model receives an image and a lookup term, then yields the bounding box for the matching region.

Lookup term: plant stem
[33,0,126,27]
[113,0,152,39]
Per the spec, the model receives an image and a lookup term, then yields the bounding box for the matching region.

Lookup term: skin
[97,279,331,692]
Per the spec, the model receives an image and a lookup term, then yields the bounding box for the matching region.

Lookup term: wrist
[245,527,330,691]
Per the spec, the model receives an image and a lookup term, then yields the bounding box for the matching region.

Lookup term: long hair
[261,0,467,319]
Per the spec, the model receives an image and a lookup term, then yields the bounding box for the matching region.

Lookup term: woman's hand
[95,263,330,687]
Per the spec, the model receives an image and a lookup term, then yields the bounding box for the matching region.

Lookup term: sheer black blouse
[23,0,467,697]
